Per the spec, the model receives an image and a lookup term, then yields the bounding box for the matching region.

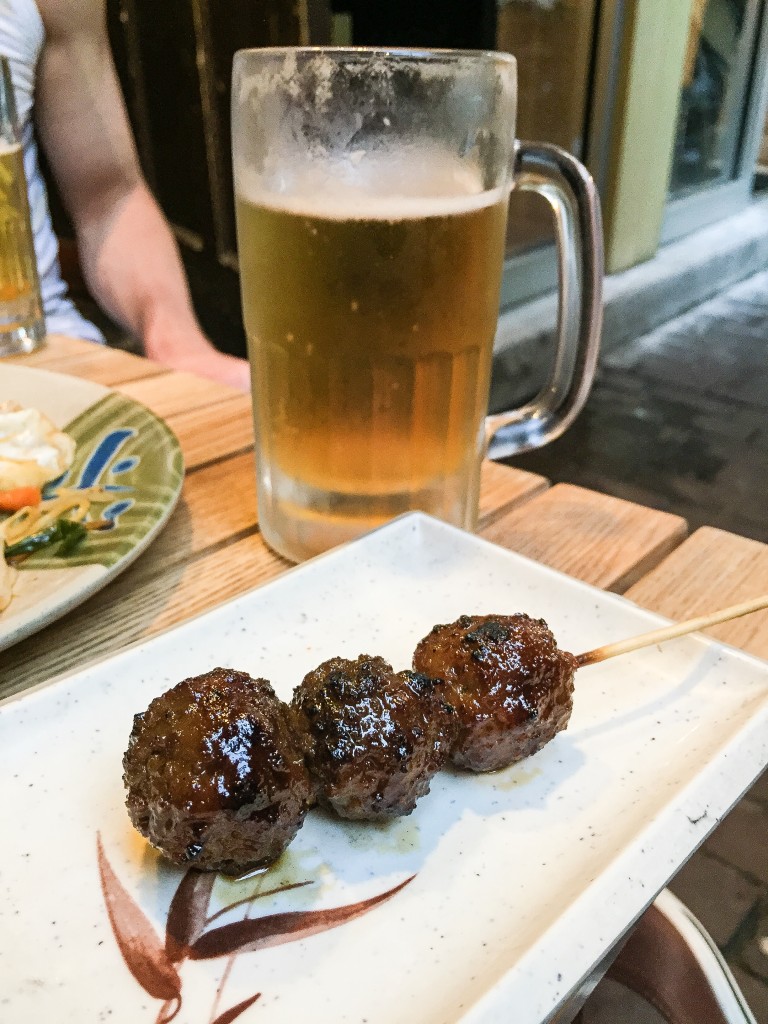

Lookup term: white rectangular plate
[2,513,767,1024]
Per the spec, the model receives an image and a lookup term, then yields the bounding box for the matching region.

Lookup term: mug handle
[484,141,604,460]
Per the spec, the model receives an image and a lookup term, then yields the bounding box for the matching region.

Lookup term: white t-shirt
[0,0,105,342]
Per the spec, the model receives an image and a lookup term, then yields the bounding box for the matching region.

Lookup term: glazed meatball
[291,655,458,821]
[413,614,576,772]
[123,668,314,875]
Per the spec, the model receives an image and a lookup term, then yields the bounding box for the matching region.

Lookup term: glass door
[496,0,599,306]
[663,0,768,240]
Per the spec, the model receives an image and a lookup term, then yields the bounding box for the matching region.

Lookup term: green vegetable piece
[5,517,88,559]
[5,522,62,557]
[56,519,88,557]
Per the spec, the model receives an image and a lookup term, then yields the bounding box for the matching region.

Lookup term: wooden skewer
[574,594,768,668]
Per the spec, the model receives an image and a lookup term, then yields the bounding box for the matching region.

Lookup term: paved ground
[498,269,768,1021]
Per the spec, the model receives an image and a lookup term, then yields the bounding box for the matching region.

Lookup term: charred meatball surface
[413,614,576,772]
[291,655,458,821]
[123,668,314,875]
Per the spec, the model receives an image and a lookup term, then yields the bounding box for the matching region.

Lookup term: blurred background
[47,0,768,363]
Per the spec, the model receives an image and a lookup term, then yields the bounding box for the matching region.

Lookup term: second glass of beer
[233,48,602,563]
[0,55,44,356]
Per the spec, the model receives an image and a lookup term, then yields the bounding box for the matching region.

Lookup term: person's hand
[144,328,251,392]
[160,344,252,392]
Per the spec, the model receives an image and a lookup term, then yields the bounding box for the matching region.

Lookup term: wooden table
[3,333,768,697]
[3,335,768,1022]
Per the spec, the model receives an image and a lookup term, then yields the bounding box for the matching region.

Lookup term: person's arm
[34,0,250,391]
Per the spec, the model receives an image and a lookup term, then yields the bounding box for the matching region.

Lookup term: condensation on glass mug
[232,48,603,563]
[0,55,44,356]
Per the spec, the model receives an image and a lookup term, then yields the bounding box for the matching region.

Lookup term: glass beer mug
[0,55,44,355]
[232,48,602,563]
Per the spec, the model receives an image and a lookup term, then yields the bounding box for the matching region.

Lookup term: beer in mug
[237,156,509,555]
[0,56,44,355]
[0,140,44,346]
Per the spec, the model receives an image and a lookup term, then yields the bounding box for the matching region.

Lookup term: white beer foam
[237,150,509,220]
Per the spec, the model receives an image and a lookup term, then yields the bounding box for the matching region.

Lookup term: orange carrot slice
[0,486,42,512]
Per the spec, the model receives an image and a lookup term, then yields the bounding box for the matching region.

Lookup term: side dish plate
[0,365,183,651]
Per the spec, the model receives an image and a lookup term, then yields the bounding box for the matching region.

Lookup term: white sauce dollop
[0,401,76,490]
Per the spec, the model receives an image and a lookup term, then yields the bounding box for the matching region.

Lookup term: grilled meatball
[291,655,458,821]
[123,668,314,875]
[413,614,576,772]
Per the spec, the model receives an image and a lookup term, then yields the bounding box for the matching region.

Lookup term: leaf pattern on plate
[211,993,261,1024]
[203,880,313,930]
[189,876,415,960]
[156,998,182,1024]
[100,834,416,1022]
[165,870,216,962]
[97,835,182,1001]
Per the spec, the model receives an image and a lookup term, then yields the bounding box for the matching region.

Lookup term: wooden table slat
[167,395,255,470]
[481,482,689,593]
[4,344,167,387]
[478,459,550,525]
[4,334,168,385]
[116,371,240,419]
[625,526,768,659]
[125,451,259,584]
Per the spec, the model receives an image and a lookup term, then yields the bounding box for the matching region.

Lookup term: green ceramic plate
[0,364,184,651]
